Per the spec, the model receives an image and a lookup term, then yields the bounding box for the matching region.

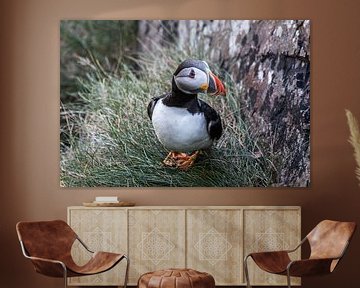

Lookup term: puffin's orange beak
[208,72,226,96]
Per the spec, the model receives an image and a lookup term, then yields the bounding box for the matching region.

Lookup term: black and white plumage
[147,59,226,170]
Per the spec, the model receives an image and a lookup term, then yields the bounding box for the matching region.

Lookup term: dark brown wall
[1,0,360,287]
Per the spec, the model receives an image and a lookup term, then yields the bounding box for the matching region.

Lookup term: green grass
[60,43,276,187]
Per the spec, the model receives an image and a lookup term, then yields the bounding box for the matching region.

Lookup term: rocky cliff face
[139,20,310,186]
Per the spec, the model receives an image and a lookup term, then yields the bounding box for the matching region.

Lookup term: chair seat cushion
[138,268,215,288]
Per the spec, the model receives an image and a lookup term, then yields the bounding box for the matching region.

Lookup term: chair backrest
[16,220,77,261]
[306,220,356,262]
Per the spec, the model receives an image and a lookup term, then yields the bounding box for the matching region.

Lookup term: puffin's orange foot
[163,151,200,171]
[163,151,179,167]
[176,151,200,171]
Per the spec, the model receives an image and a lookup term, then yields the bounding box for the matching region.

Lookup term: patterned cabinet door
[187,209,243,285]
[243,208,301,286]
[128,209,186,284]
[68,208,128,286]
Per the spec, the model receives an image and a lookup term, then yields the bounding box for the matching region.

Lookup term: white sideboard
[67,206,301,286]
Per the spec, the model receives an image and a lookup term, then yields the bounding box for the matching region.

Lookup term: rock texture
[138,20,310,186]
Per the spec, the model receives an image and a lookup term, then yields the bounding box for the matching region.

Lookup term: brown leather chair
[244,220,356,288]
[16,220,129,288]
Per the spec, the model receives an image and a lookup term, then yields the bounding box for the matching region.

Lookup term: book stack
[93,196,119,204]
[82,196,135,207]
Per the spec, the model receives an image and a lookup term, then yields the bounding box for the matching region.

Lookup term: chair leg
[123,255,130,288]
[286,269,292,288]
[62,264,68,288]
[244,255,252,288]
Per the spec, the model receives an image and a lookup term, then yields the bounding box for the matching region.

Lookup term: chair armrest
[25,255,65,266]
[245,236,305,259]
[19,240,67,277]
[244,237,307,260]
[25,255,67,277]
[247,250,290,258]
[285,237,307,253]
[287,257,336,277]
[76,236,94,253]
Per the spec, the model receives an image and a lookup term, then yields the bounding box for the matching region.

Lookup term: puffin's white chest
[151,100,212,152]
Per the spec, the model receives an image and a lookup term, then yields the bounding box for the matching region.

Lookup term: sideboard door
[68,208,128,286]
[243,208,301,286]
[186,209,243,285]
[128,209,186,284]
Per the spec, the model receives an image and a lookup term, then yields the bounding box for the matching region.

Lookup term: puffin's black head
[173,59,226,96]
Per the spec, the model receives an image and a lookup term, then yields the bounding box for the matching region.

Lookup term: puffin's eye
[189,69,195,78]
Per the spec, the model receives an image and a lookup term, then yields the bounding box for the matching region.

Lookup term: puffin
[147,59,226,170]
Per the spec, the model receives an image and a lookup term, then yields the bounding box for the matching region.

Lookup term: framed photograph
[60,20,310,187]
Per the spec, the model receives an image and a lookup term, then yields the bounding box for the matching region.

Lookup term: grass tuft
[60,42,276,187]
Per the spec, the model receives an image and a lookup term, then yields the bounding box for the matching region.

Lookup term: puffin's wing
[199,100,223,140]
[147,93,168,120]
